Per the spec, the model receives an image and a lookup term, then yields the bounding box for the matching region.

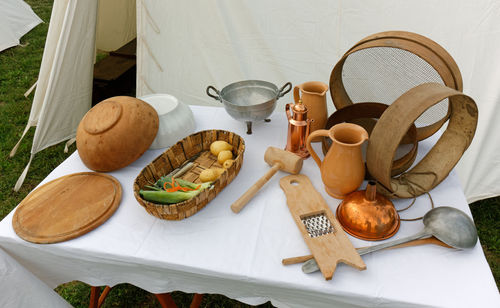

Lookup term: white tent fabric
[136,0,500,203]
[95,0,136,52]
[11,0,98,191]
[11,0,136,191]
[0,0,42,52]
[12,0,500,203]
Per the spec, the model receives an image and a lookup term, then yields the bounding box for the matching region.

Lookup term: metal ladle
[302,206,478,274]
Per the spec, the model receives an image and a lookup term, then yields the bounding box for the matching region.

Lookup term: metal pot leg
[246,121,253,134]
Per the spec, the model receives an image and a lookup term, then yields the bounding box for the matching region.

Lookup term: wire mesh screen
[342,47,449,127]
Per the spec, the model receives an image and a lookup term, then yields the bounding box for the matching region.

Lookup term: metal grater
[280,174,366,280]
[301,214,334,238]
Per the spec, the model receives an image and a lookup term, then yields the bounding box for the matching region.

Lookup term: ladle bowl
[302,206,478,273]
[422,206,477,249]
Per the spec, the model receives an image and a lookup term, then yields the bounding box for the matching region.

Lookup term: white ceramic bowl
[139,94,195,149]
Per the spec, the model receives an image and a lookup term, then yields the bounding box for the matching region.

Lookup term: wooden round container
[330,31,463,141]
[76,96,159,172]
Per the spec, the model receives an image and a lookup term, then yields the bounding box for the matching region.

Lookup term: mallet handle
[231,163,281,213]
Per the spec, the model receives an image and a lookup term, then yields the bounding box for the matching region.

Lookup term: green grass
[470,198,500,285]
[0,1,498,307]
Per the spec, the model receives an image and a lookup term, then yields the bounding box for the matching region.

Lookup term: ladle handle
[356,229,431,256]
[306,129,329,168]
[302,229,431,273]
[282,237,450,265]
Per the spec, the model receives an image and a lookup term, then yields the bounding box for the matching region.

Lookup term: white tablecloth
[0,247,71,308]
[0,106,498,308]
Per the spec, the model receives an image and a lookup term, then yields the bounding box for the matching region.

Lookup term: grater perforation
[301,213,334,238]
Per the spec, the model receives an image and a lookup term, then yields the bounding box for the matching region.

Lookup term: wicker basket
[134,130,245,220]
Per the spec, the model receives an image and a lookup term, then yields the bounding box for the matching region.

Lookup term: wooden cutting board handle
[280,174,366,280]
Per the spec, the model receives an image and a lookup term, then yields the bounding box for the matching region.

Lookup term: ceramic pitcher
[306,123,368,199]
[294,81,328,133]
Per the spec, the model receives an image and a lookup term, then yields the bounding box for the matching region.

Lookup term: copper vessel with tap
[285,100,312,158]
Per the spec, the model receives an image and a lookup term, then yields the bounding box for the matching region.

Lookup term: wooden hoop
[366,83,477,198]
[330,31,463,141]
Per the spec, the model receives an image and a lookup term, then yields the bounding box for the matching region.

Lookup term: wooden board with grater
[279,174,366,280]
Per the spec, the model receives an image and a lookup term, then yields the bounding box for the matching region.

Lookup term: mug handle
[293,85,301,103]
[306,129,329,168]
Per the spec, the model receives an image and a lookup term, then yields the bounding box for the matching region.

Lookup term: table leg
[89,286,100,308]
[89,286,111,308]
[90,285,202,308]
[98,286,111,307]
[155,293,178,308]
[190,293,203,308]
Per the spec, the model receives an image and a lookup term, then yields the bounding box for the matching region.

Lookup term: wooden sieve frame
[366,83,477,199]
[330,31,463,141]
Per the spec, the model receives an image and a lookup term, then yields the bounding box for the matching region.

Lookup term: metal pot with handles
[206,80,292,134]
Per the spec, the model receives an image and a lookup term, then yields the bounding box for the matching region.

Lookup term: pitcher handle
[306,129,329,168]
[285,103,292,120]
[293,85,301,103]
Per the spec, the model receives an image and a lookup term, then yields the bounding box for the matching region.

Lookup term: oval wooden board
[12,172,122,244]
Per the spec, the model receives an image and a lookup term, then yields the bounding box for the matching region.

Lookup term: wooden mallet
[231,146,303,213]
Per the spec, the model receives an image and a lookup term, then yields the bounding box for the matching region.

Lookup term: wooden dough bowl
[76,96,159,172]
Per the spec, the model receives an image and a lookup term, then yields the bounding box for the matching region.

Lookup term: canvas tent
[0,0,42,52]
[10,0,135,190]
[11,0,500,203]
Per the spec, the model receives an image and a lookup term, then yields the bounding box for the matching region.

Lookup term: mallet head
[264,146,303,174]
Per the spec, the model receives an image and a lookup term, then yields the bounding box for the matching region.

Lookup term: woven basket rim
[133,129,245,220]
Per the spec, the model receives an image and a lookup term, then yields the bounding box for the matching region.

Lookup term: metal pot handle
[206,86,222,101]
[277,82,292,98]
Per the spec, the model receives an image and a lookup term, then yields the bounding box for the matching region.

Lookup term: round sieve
[366,83,478,199]
[330,31,463,140]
